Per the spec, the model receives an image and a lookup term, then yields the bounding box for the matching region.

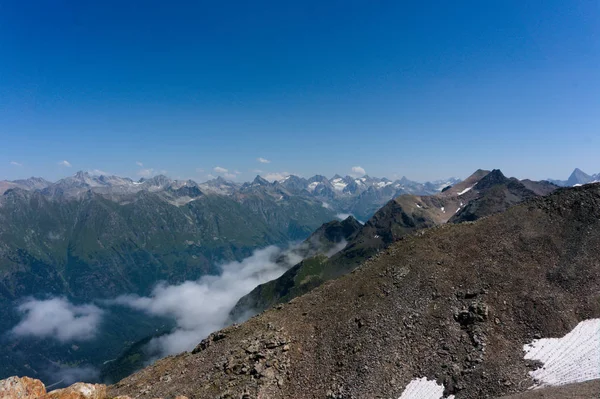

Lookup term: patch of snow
[441,206,445,213]
[322,202,331,209]
[416,203,422,208]
[375,181,393,188]
[355,179,365,185]
[398,377,455,399]
[374,234,380,239]
[308,182,320,192]
[332,179,347,191]
[132,181,143,185]
[523,318,600,388]
[457,186,474,196]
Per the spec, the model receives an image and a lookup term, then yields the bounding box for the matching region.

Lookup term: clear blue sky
[1,0,599,182]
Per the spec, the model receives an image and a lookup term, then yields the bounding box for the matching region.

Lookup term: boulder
[0,376,47,399]
[42,383,107,399]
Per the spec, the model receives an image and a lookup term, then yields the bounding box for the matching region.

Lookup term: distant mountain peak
[474,169,508,190]
[567,168,592,186]
[253,175,270,185]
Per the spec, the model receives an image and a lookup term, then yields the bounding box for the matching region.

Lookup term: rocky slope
[231,169,558,319]
[107,183,600,398]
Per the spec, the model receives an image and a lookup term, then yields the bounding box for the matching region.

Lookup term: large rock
[0,376,46,399]
[42,383,107,399]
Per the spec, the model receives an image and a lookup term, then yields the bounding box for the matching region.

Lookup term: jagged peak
[253,175,270,185]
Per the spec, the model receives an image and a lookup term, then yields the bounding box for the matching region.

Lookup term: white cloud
[10,161,22,166]
[335,213,353,220]
[350,166,366,177]
[214,166,228,174]
[257,157,271,164]
[137,168,155,177]
[11,298,103,342]
[224,173,237,180]
[58,160,72,168]
[261,172,290,182]
[112,245,303,357]
[206,174,216,179]
[136,161,144,167]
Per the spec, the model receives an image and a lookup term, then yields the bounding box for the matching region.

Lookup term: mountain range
[0,170,457,383]
[1,168,600,398]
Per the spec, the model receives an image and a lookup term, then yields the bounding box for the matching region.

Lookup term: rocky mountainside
[107,183,600,398]
[231,170,558,319]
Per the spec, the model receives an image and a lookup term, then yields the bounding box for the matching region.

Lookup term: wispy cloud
[257,157,271,164]
[137,168,155,177]
[10,161,23,166]
[350,166,366,177]
[214,166,228,174]
[224,173,237,180]
[196,168,204,173]
[136,161,144,167]
[58,160,72,168]
[11,298,103,342]
[112,245,303,357]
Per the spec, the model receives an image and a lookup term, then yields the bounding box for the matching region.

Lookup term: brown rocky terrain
[105,183,600,398]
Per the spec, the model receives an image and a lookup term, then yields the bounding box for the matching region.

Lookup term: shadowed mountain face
[109,183,600,399]
[230,170,558,319]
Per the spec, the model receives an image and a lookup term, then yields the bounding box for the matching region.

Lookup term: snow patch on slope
[457,186,474,196]
[523,318,600,388]
[331,178,347,191]
[398,377,455,399]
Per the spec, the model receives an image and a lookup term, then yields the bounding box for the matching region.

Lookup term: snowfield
[398,377,455,399]
[524,318,600,388]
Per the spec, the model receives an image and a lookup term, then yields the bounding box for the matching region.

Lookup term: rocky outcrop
[41,383,107,399]
[0,376,46,399]
[0,377,188,399]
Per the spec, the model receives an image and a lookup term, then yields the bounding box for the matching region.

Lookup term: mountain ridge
[108,183,600,399]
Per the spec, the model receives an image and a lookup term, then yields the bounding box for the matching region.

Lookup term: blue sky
[1,0,599,182]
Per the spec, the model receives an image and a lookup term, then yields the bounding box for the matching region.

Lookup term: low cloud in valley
[112,245,304,357]
[11,297,104,342]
